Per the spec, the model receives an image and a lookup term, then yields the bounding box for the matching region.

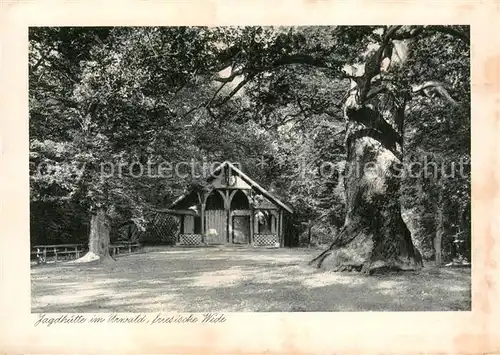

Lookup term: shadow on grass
[31,248,471,313]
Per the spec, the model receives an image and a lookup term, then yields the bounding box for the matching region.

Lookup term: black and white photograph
[29,25,471,313]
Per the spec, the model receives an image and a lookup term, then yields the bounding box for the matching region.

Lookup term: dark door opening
[232,216,250,244]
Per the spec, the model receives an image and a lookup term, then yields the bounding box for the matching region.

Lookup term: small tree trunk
[308,220,312,246]
[73,207,112,263]
[88,207,110,256]
[434,228,443,266]
[434,187,444,266]
[463,202,471,262]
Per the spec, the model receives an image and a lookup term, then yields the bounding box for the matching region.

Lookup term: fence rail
[110,242,142,256]
[31,244,85,264]
[31,242,142,264]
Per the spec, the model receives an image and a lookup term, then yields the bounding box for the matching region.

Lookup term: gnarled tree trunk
[310,92,423,274]
[309,26,426,274]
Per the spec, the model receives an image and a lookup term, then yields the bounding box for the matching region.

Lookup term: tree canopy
[29,26,470,264]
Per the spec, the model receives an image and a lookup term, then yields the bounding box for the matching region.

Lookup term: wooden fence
[109,242,142,257]
[31,241,142,264]
[31,244,85,264]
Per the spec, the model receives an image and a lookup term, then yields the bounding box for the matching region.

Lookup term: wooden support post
[200,203,206,243]
[250,209,254,245]
[225,189,230,243]
[199,191,208,244]
[179,215,184,242]
[279,210,284,247]
[254,210,259,235]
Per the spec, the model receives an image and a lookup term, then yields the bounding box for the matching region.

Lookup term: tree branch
[426,26,469,44]
[205,80,228,107]
[214,67,254,82]
[356,25,402,103]
[390,26,425,40]
[214,52,341,84]
[391,25,469,44]
[181,73,254,121]
[412,81,459,106]
[273,54,334,69]
[215,74,256,107]
[30,49,52,73]
[365,85,389,101]
[296,98,309,121]
[348,25,467,109]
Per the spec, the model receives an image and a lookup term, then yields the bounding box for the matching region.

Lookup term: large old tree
[307,26,469,272]
[202,26,469,272]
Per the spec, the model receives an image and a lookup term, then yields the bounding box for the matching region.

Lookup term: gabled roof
[169,161,293,213]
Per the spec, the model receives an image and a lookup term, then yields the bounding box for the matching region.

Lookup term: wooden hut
[169,161,293,247]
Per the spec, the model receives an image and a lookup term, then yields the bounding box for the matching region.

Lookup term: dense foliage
[30,26,470,262]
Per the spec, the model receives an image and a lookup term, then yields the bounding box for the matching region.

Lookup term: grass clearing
[31,247,471,312]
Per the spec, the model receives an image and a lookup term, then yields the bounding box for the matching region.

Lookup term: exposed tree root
[309,224,423,274]
[69,251,115,264]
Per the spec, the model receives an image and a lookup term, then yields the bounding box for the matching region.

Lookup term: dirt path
[31,247,471,312]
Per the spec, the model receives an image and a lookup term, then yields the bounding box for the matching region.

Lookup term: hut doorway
[230,190,251,244]
[232,216,250,244]
[205,191,226,244]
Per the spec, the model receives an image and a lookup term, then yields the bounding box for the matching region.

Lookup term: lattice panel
[178,234,203,246]
[253,234,279,247]
[144,213,179,244]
